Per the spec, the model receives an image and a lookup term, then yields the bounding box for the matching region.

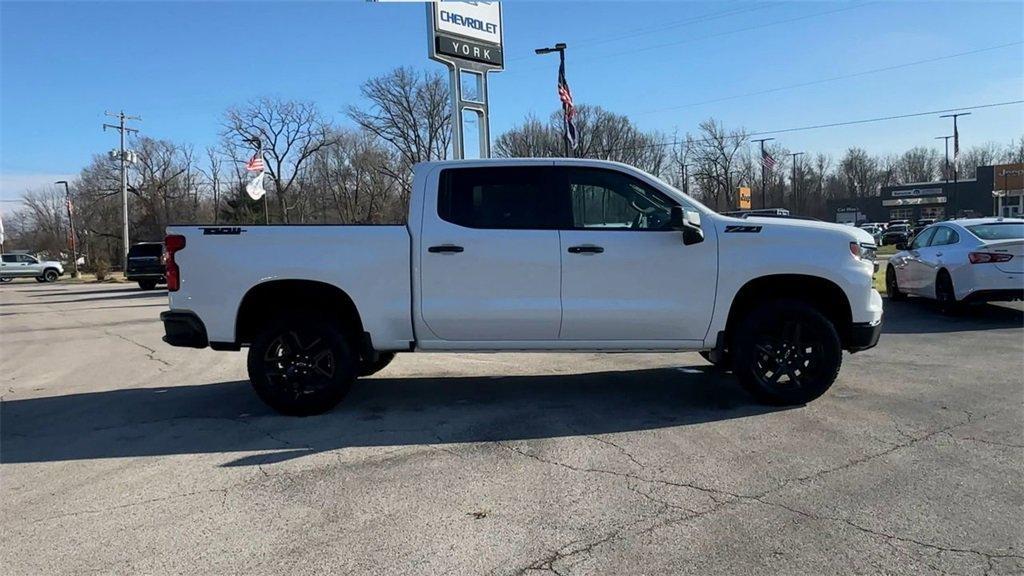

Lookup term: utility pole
[103,110,140,275]
[939,112,970,217]
[680,163,691,196]
[935,135,952,183]
[752,138,775,209]
[788,152,804,213]
[55,180,79,278]
[534,43,570,157]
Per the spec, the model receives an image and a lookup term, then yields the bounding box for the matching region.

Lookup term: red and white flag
[761,150,777,171]
[246,152,265,172]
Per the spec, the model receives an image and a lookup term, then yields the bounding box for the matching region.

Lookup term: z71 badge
[201,227,245,235]
[724,225,762,233]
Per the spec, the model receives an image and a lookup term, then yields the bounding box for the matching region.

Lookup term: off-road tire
[247,316,356,416]
[732,299,842,406]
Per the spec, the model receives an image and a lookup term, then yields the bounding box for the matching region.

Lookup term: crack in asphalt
[104,330,173,369]
[499,408,1020,575]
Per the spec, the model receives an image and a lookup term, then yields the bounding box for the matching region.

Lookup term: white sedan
[886,218,1023,310]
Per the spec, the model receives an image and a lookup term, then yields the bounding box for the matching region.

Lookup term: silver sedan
[886,218,1023,310]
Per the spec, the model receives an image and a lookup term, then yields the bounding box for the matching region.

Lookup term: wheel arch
[725,274,854,348]
[235,279,368,357]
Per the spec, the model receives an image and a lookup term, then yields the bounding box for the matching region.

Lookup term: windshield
[966,222,1024,241]
[128,244,163,257]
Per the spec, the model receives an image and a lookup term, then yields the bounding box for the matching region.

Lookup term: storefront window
[889,208,913,220]
[920,206,945,220]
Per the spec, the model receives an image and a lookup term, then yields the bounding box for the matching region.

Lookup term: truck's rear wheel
[138,280,157,290]
[733,300,842,406]
[358,352,395,377]
[247,317,356,416]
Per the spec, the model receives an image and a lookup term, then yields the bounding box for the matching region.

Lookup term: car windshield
[966,222,1024,241]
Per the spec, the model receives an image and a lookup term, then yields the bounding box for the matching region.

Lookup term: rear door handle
[428,244,464,254]
[568,245,604,254]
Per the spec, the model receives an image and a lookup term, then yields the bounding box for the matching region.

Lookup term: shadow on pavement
[27,287,164,297]
[1,367,782,466]
[0,291,166,306]
[882,300,1023,334]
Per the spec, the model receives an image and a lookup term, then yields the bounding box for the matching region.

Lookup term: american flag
[761,149,777,171]
[558,59,578,150]
[246,152,265,172]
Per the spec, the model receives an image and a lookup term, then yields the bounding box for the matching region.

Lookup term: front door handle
[568,245,604,254]
[428,244,464,254]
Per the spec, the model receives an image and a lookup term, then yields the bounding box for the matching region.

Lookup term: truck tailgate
[165,225,414,350]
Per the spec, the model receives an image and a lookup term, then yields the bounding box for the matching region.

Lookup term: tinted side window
[910,228,935,249]
[438,167,561,230]
[928,226,959,247]
[1,255,16,263]
[566,168,675,230]
[129,244,163,257]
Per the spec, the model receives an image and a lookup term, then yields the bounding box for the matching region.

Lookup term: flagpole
[264,194,269,225]
[940,112,970,217]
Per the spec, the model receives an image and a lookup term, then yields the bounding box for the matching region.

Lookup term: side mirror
[671,206,705,246]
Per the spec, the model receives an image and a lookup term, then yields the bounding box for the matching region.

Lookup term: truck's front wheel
[732,300,842,406]
[247,317,356,416]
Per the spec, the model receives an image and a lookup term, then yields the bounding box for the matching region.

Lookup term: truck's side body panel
[166,225,415,350]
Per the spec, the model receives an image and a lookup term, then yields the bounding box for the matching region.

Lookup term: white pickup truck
[162,159,882,415]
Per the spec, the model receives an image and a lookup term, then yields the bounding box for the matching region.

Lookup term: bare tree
[348,67,451,203]
[223,98,335,223]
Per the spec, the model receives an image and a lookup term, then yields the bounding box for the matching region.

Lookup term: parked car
[126,242,166,290]
[0,253,64,283]
[886,218,1023,311]
[859,224,885,244]
[161,159,882,415]
[882,224,912,246]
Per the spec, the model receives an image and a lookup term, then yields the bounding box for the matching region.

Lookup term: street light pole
[535,43,569,157]
[751,138,775,209]
[939,112,970,216]
[56,180,79,278]
[788,152,804,212]
[935,135,952,183]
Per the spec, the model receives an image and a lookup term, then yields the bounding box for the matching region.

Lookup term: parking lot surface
[1,281,1022,575]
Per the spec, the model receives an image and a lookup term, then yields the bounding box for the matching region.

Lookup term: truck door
[556,166,717,342]
[418,165,563,341]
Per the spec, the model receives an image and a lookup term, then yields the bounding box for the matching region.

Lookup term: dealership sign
[891,187,943,198]
[430,1,503,69]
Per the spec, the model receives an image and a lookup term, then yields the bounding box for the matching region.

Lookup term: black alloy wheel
[734,300,842,406]
[886,265,905,301]
[935,271,961,315]
[247,318,355,416]
[43,269,59,282]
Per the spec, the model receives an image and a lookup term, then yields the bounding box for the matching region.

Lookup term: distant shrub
[93,258,110,281]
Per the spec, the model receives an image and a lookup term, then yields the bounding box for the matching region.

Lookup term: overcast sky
[2,0,1022,204]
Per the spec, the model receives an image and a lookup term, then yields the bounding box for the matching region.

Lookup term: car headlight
[850,242,877,262]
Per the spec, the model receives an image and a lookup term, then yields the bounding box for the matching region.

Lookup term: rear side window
[128,244,163,257]
[967,223,1024,240]
[438,167,561,229]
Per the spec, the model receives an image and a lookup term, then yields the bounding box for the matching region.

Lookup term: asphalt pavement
[1,281,1022,575]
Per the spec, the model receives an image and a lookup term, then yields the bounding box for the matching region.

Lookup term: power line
[502,2,874,76]
[506,3,776,63]
[638,40,1024,115]
[595,100,1024,155]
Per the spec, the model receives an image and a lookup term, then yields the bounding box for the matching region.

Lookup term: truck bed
[166,225,414,350]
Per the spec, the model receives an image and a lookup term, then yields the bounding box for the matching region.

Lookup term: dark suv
[126,242,166,290]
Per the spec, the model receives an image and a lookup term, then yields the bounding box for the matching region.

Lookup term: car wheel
[935,270,961,315]
[0,277,12,283]
[358,352,395,377]
[35,276,46,283]
[43,269,59,282]
[733,299,842,406]
[885,265,905,301]
[138,280,157,290]
[247,316,356,416]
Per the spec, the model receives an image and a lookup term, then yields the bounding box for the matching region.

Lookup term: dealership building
[829,163,1024,224]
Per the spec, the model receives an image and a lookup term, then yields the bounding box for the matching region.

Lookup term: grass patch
[876,244,898,256]
[873,265,887,293]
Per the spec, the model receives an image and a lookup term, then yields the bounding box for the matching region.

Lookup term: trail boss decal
[202,227,245,235]
[724,225,763,233]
